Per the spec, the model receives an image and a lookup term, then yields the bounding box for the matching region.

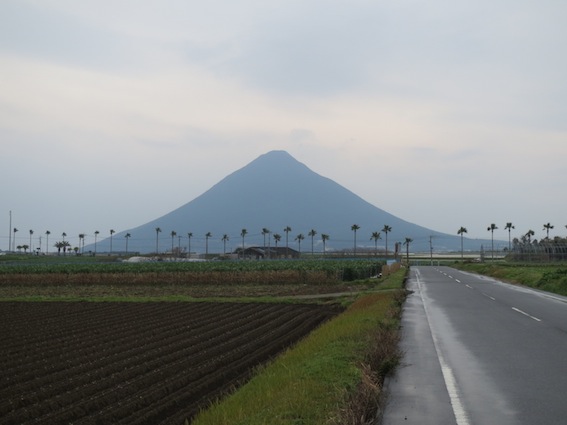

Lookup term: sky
[1,0,566,252]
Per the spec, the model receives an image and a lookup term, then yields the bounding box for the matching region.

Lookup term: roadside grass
[452,262,567,296]
[190,268,408,425]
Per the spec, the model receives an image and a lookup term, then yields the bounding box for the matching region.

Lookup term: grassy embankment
[453,262,567,296]
[191,267,408,425]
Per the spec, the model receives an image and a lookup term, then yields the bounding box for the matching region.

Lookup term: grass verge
[190,268,408,425]
[452,262,567,296]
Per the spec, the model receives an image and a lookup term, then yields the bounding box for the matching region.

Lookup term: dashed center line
[512,307,542,322]
[455,279,461,283]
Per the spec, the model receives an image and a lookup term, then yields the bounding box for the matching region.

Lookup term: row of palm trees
[456,222,565,260]
[7,228,134,255]
[150,224,398,257]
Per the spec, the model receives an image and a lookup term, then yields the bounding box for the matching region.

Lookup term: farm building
[238,246,300,259]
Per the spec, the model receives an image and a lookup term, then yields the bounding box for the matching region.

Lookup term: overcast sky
[1,0,566,251]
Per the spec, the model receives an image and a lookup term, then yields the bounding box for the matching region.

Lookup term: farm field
[0,301,343,425]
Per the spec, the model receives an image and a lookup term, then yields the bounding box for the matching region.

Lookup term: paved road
[382,266,567,425]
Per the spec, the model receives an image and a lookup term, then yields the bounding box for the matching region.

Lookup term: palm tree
[457,227,467,259]
[12,228,18,252]
[308,229,317,255]
[284,226,292,258]
[109,229,115,254]
[155,227,162,254]
[261,228,271,259]
[222,234,229,255]
[321,234,329,255]
[205,232,212,256]
[273,233,281,249]
[295,233,305,254]
[170,231,177,254]
[403,237,413,265]
[125,233,131,253]
[29,230,33,254]
[12,227,18,251]
[504,222,515,251]
[543,222,554,240]
[487,223,498,261]
[78,233,85,254]
[94,230,99,254]
[187,232,193,257]
[45,230,51,254]
[525,229,535,244]
[240,229,247,258]
[381,225,392,258]
[370,231,381,256]
[351,224,360,256]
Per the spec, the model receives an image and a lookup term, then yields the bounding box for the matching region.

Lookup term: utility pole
[429,235,433,266]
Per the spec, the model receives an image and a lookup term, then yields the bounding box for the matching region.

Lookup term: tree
[284,226,292,258]
[381,225,392,257]
[110,229,115,254]
[308,229,317,255]
[78,233,85,254]
[543,222,554,240]
[155,227,162,254]
[170,231,177,254]
[45,230,51,254]
[187,232,193,257]
[29,230,33,254]
[273,233,281,249]
[487,223,498,261]
[205,232,212,256]
[240,229,247,258]
[321,234,329,255]
[457,227,468,259]
[94,230,99,255]
[504,222,515,251]
[370,231,381,256]
[261,228,271,259]
[61,232,67,255]
[13,228,18,252]
[222,234,229,254]
[403,237,413,264]
[525,229,535,244]
[125,233,131,253]
[295,233,305,254]
[351,224,360,256]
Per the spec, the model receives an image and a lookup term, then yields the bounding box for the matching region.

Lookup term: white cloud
[1,0,566,247]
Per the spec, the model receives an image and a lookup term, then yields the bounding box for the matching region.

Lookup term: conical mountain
[89,150,491,255]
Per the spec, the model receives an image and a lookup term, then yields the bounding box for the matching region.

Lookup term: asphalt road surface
[382,266,567,425]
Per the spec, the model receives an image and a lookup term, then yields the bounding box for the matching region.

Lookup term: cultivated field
[0,301,343,425]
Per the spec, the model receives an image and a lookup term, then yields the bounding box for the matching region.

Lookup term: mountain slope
[88,151,492,254]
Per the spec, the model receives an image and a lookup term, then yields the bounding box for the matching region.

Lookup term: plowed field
[0,302,343,424]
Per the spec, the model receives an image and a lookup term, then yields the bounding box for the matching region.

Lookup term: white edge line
[415,269,471,425]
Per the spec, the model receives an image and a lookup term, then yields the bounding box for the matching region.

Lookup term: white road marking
[482,293,496,301]
[415,269,471,425]
[466,284,473,289]
[512,307,542,322]
[455,279,461,283]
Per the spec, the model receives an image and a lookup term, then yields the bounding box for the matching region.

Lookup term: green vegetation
[453,262,567,296]
[1,255,407,424]
[0,258,386,301]
[191,268,407,425]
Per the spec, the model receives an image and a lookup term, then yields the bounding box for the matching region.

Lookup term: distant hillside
[86,150,496,254]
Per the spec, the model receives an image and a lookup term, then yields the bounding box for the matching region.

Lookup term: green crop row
[0,259,383,281]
